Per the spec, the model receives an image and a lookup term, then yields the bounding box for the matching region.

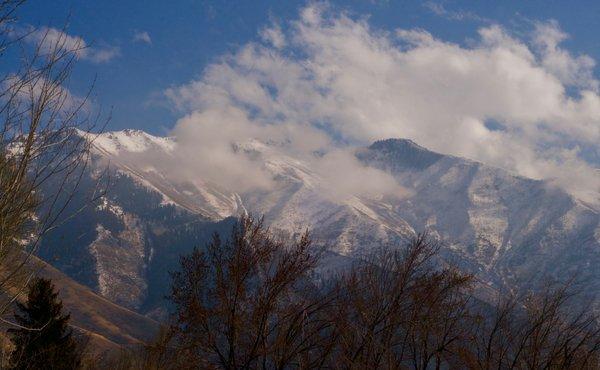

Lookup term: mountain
[357,139,600,293]
[37,129,600,318]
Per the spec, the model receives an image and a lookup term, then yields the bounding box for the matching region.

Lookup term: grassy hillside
[0,254,160,349]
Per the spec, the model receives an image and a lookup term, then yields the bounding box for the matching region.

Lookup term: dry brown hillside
[0,254,160,350]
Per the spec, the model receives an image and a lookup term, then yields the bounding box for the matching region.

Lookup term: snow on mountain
[90,129,176,155]
[360,139,600,294]
[88,129,243,220]
[38,129,600,314]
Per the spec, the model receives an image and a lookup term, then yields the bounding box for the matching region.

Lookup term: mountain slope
[38,160,237,315]
[37,130,600,315]
[359,139,600,292]
[0,255,159,347]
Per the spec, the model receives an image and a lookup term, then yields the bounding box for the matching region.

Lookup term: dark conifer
[8,277,82,370]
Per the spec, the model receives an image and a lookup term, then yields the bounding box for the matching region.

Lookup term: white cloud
[260,23,285,48]
[85,45,120,63]
[163,5,600,203]
[23,26,119,63]
[423,1,488,22]
[132,30,152,45]
[2,74,91,121]
[532,20,597,90]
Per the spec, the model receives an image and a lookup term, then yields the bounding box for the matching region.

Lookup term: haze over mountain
[38,128,600,319]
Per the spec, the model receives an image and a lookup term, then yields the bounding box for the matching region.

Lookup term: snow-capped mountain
[39,129,600,315]
[86,129,244,219]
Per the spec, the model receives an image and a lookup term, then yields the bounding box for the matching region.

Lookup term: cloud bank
[164,4,600,203]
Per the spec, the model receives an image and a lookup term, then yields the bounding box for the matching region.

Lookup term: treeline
[100,216,600,370]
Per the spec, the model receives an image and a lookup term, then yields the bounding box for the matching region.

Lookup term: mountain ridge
[36,129,600,320]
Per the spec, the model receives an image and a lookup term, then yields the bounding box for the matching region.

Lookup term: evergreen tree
[8,278,82,370]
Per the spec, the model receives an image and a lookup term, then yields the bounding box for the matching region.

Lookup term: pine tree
[8,278,82,370]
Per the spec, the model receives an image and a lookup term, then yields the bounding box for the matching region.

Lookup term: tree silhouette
[8,277,82,370]
[169,215,329,369]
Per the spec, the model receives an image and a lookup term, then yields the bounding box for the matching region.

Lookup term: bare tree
[167,222,600,370]
[326,235,474,369]
[85,327,190,370]
[0,0,106,323]
[469,283,600,370]
[169,215,333,369]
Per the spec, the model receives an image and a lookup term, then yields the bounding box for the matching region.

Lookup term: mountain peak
[369,138,425,150]
[121,128,148,137]
[358,138,444,171]
[89,129,175,155]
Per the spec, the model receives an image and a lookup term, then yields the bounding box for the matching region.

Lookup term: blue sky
[10,0,600,135]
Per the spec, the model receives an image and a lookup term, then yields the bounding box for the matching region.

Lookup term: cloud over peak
[164,5,600,203]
